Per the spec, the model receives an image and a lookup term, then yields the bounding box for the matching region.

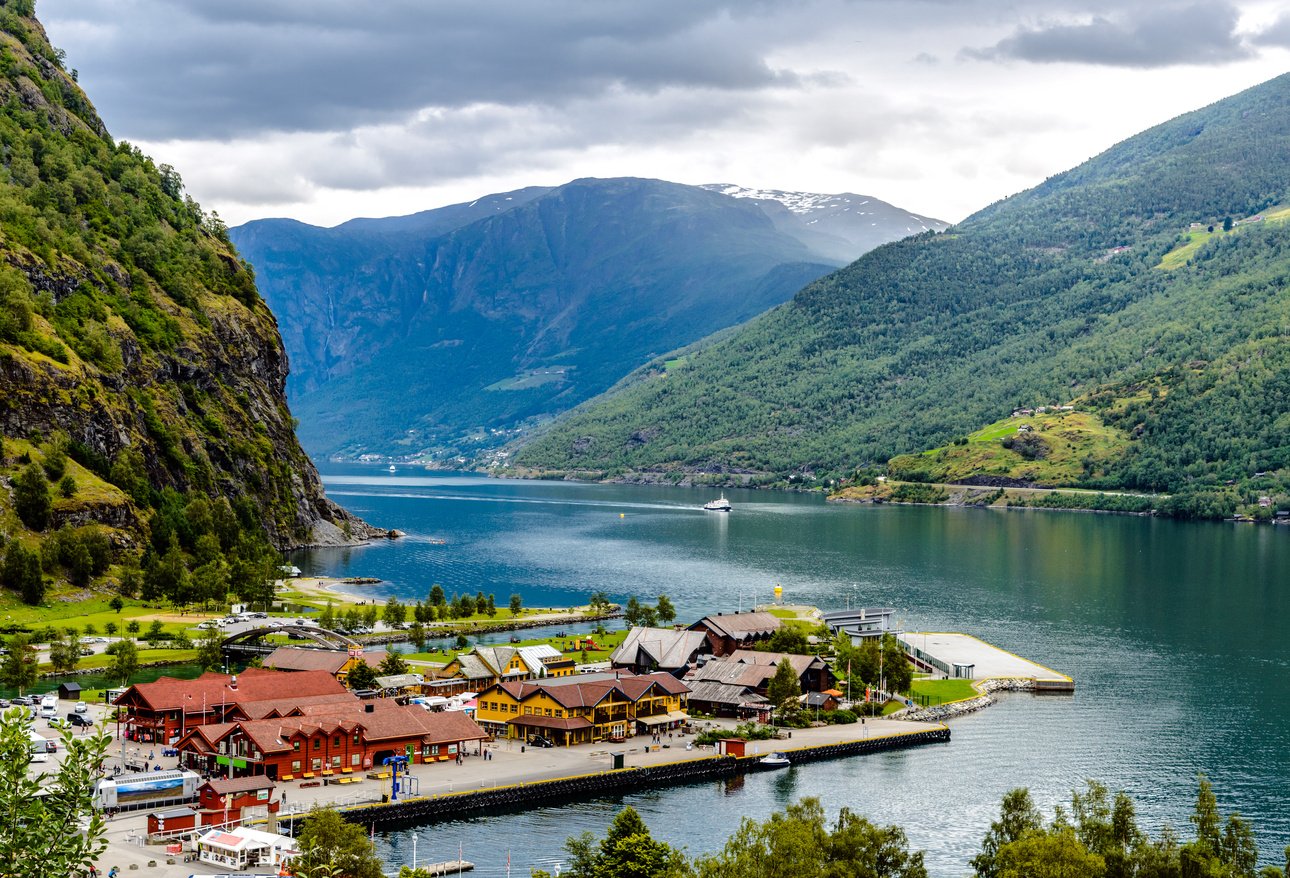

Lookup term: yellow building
[475,671,690,746]
[441,645,575,689]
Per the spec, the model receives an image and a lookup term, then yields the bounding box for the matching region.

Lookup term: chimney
[229,675,238,690]
[365,703,375,713]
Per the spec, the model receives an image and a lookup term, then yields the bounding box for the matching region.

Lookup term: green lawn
[403,626,631,664]
[910,678,978,705]
[42,647,199,675]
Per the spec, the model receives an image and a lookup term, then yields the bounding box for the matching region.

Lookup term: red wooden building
[196,776,279,827]
[175,699,488,781]
[113,668,351,745]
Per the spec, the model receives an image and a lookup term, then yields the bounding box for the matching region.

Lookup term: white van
[39,696,57,719]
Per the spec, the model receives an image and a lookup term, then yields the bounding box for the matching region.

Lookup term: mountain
[234,177,941,461]
[0,1,374,567]
[699,184,948,263]
[512,75,1290,516]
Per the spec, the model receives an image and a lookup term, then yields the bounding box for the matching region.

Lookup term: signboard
[257,789,269,801]
[215,755,248,769]
[447,744,458,754]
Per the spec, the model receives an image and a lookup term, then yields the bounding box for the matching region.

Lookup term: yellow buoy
[619,513,625,519]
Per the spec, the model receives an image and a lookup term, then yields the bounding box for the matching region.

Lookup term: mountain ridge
[510,74,1290,517]
[232,176,945,461]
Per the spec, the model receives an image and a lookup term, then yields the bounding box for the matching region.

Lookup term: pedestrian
[281,791,287,805]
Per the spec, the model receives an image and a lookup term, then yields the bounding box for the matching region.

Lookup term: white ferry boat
[703,494,732,512]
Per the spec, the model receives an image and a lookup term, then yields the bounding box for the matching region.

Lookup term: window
[313,738,321,750]
[331,756,341,768]
[555,710,563,718]
[524,706,533,715]
[544,708,552,717]
[292,740,300,751]
[311,758,322,772]
[351,754,361,766]
[291,760,301,773]
[353,731,360,745]
[430,745,440,756]
[334,735,342,747]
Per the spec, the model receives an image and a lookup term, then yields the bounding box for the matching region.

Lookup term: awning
[636,711,688,727]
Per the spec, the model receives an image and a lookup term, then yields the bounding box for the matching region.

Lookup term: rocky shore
[901,678,1038,723]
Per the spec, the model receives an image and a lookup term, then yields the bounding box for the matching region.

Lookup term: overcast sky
[42,0,1290,228]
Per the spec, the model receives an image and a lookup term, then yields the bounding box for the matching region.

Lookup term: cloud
[964,2,1253,68]
[1251,11,1290,48]
[44,0,812,141]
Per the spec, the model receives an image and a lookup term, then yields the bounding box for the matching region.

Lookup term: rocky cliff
[0,1,375,549]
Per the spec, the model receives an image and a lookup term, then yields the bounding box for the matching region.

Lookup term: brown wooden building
[688,611,782,657]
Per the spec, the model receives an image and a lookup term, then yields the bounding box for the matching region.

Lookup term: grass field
[910,678,978,705]
[403,626,631,664]
[884,409,1131,487]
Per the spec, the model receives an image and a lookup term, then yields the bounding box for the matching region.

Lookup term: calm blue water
[298,466,1290,877]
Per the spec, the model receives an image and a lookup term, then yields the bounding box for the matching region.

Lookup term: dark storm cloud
[964,2,1253,67]
[45,0,804,140]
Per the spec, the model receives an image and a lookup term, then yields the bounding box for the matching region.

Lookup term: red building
[175,699,489,781]
[113,668,351,744]
[196,776,279,827]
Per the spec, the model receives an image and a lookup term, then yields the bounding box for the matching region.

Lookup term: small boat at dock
[759,751,790,769]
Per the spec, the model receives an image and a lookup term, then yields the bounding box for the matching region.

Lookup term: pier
[901,631,1074,692]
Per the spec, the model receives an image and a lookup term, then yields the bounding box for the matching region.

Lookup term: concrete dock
[902,632,1073,690]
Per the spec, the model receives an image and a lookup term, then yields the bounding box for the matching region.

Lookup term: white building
[197,826,299,870]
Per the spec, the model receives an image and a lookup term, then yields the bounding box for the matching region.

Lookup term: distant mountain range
[231,178,946,460]
[513,75,1290,516]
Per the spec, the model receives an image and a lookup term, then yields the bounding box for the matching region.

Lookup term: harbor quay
[80,712,947,877]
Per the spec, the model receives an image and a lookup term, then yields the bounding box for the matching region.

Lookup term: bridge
[220,625,358,658]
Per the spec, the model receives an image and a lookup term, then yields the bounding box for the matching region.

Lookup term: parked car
[0,698,10,708]
[196,620,220,629]
[48,716,72,730]
[529,735,555,748]
[68,713,94,727]
[80,647,94,656]
[73,702,89,714]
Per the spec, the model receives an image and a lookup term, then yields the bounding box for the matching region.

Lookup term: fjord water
[301,467,1290,876]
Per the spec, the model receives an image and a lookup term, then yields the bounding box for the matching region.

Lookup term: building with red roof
[174,698,489,780]
[113,667,350,744]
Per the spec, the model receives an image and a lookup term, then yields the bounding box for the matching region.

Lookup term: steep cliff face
[0,2,373,549]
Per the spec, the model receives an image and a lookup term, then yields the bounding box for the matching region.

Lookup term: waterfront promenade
[86,714,943,876]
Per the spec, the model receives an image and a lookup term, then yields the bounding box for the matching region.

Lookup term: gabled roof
[481,671,689,710]
[611,627,707,670]
[116,668,348,713]
[685,680,769,706]
[727,650,827,678]
[690,611,781,641]
[263,647,386,674]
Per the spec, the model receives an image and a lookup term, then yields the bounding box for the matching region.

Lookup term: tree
[294,806,385,878]
[105,638,139,685]
[767,660,802,716]
[881,634,913,694]
[383,598,406,629]
[103,622,117,637]
[548,806,689,878]
[319,600,337,631]
[588,591,611,615]
[0,704,110,875]
[994,828,1105,878]
[192,558,230,608]
[377,652,409,677]
[429,584,446,607]
[146,619,166,647]
[973,789,1044,878]
[109,595,124,613]
[14,462,52,530]
[763,627,808,654]
[196,626,225,671]
[408,622,427,653]
[0,635,39,695]
[125,619,141,636]
[48,630,80,675]
[362,604,379,628]
[346,661,378,692]
[509,593,523,616]
[486,593,496,617]
[655,594,676,626]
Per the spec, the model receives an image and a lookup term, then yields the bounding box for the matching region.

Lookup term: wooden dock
[416,860,474,875]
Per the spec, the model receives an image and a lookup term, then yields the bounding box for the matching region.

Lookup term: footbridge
[220,625,357,659]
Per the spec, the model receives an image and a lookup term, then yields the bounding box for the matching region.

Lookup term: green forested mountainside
[513,74,1290,515]
[0,0,371,605]
[232,178,845,460]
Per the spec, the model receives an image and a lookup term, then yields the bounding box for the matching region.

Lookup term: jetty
[901,631,1074,692]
